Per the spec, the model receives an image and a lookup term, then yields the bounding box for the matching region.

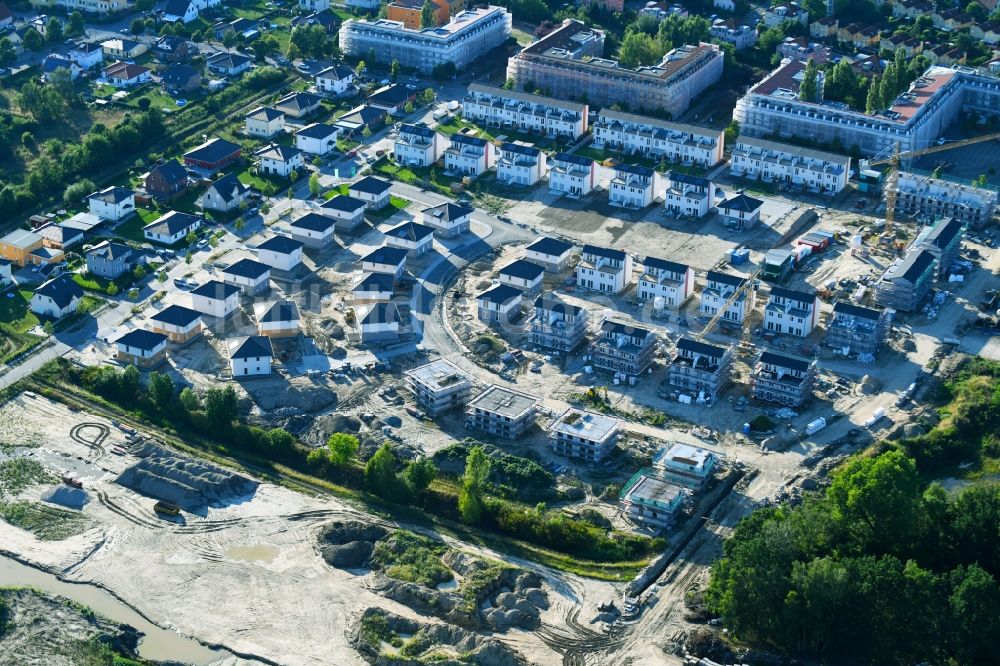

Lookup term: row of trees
[617,14,711,68]
[708,446,1000,662]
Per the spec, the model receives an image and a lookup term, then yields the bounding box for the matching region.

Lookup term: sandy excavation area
[0,394,618,666]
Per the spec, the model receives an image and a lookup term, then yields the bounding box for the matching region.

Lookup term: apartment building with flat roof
[405,358,473,415]
[730,136,851,193]
[462,84,588,139]
[751,350,817,407]
[505,19,723,116]
[893,172,997,228]
[734,61,1000,156]
[652,442,717,489]
[466,384,539,439]
[592,109,724,167]
[619,470,685,529]
[548,407,622,462]
[340,5,511,73]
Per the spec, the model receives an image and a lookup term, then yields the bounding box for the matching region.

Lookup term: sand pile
[40,485,88,510]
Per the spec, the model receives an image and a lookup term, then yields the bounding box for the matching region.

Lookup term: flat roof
[549,408,622,442]
[624,473,684,506]
[655,442,714,470]
[468,384,539,419]
[405,358,472,391]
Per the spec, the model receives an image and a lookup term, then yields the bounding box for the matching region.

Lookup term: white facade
[444,135,494,177]
[340,6,512,73]
[299,0,330,11]
[548,153,595,197]
[30,291,79,319]
[87,187,135,221]
[637,257,694,307]
[394,125,447,167]
[295,123,339,155]
[577,245,633,294]
[191,282,240,318]
[593,109,724,168]
[710,19,757,50]
[763,287,820,337]
[315,65,355,96]
[699,271,756,324]
[259,146,304,177]
[496,143,547,186]
[230,341,272,376]
[730,136,850,193]
[664,172,715,218]
[255,237,303,272]
[894,171,998,228]
[462,84,588,139]
[143,212,201,245]
[245,108,285,138]
[609,165,657,208]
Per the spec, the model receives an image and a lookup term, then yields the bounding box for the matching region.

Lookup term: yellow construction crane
[861,131,1000,235]
[696,266,762,356]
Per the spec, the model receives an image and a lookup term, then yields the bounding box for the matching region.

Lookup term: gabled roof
[499,259,545,281]
[895,248,937,284]
[551,152,593,167]
[276,91,322,112]
[832,301,881,320]
[368,83,413,106]
[350,176,392,196]
[399,123,436,139]
[449,133,487,147]
[600,319,653,340]
[289,212,336,233]
[207,52,251,69]
[33,275,83,309]
[477,283,522,305]
[321,194,366,213]
[316,63,354,80]
[247,106,284,122]
[149,158,187,185]
[758,349,812,372]
[769,286,815,305]
[89,186,134,204]
[720,193,764,212]
[527,236,573,257]
[359,302,401,326]
[257,144,302,163]
[103,61,149,80]
[150,304,202,327]
[535,293,583,316]
[258,300,299,323]
[115,329,167,350]
[163,0,193,17]
[582,244,626,261]
[295,122,338,140]
[0,228,41,248]
[676,336,726,358]
[86,241,133,261]
[921,216,964,250]
[362,245,408,267]
[643,256,688,275]
[191,280,241,300]
[385,221,434,243]
[223,258,270,280]
[355,271,395,292]
[143,211,200,236]
[615,163,655,177]
[254,235,302,254]
[205,172,249,203]
[230,335,273,359]
[422,202,472,223]
[705,270,746,288]
[184,137,241,165]
[500,141,541,157]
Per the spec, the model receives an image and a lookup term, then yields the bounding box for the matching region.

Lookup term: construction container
[805,417,826,435]
[730,247,750,265]
[792,245,812,264]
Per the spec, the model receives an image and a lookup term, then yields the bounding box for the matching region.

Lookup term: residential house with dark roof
[577,245,633,294]
[913,216,965,278]
[30,275,83,319]
[638,257,693,308]
[763,286,820,337]
[245,107,286,138]
[319,195,367,231]
[384,221,434,256]
[149,304,203,342]
[143,211,201,245]
[198,173,250,213]
[161,64,201,93]
[609,163,657,208]
[86,241,134,279]
[145,159,188,200]
[152,35,197,63]
[664,172,715,218]
[115,330,169,368]
[229,335,273,376]
[315,63,355,96]
[367,83,416,114]
[69,41,105,69]
[699,270,755,324]
[191,280,241,318]
[352,271,395,304]
[718,193,763,229]
[184,138,242,171]
[590,319,657,376]
[444,134,494,177]
[254,235,303,271]
[667,336,734,400]
[875,248,938,311]
[355,302,402,342]
[163,0,199,23]
[295,123,339,156]
[530,293,588,351]
[207,52,252,76]
[497,259,545,294]
[752,350,817,406]
[256,300,300,337]
[289,212,336,248]
[275,91,323,118]
[525,236,574,272]
[333,104,387,134]
[476,284,523,324]
[548,153,595,198]
[419,202,472,238]
[221,258,271,295]
[394,124,445,167]
[257,144,303,178]
[497,142,547,187]
[102,61,151,87]
[349,176,392,210]
[88,186,135,221]
[361,245,407,280]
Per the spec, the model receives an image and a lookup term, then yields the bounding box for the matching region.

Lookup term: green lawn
[573,146,709,176]
[374,159,457,196]
[0,288,44,362]
[115,212,157,243]
[366,195,410,222]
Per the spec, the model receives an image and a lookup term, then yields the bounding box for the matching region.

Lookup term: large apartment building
[466,384,540,439]
[913,216,965,277]
[529,293,589,351]
[592,110,724,167]
[735,61,1000,156]
[730,136,851,193]
[340,5,511,73]
[699,270,756,324]
[589,319,658,376]
[667,336,734,400]
[892,172,997,228]
[462,84,588,139]
[825,301,892,359]
[405,358,472,415]
[875,248,938,311]
[751,350,817,407]
[505,19,723,116]
[548,408,622,462]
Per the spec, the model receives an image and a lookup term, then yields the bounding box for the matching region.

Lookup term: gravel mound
[40,486,88,510]
[318,520,388,569]
[115,443,258,512]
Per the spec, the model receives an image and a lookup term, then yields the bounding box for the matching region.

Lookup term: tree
[133,265,146,279]
[431,62,456,80]
[365,443,399,499]
[185,231,197,244]
[185,251,193,264]
[106,282,119,296]
[308,172,320,197]
[252,35,280,59]
[799,59,818,103]
[131,18,145,35]
[420,0,436,28]
[0,38,15,68]
[618,31,661,68]
[19,80,64,122]
[458,446,490,525]
[63,179,96,206]
[157,270,167,282]
[46,17,64,44]
[326,432,359,467]
[22,28,44,52]
[179,387,200,412]
[361,125,372,139]
[422,88,435,105]
[355,60,366,77]
[403,100,414,114]
[223,31,238,49]
[289,169,300,184]
[67,11,85,38]
[204,386,238,428]
[148,372,174,410]
[135,0,154,10]
[866,77,882,114]
[973,174,988,188]
[403,457,436,495]
[725,119,740,145]
[390,58,400,82]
